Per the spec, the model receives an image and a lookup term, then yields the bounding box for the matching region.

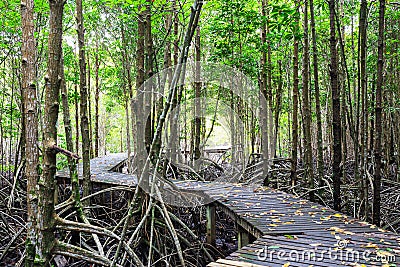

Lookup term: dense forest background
[1,0,400,265]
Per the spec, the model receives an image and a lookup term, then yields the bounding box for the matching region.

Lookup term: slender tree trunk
[260,0,269,179]
[373,0,385,226]
[60,56,81,214]
[21,0,39,263]
[135,6,146,175]
[121,24,132,172]
[1,81,4,174]
[94,43,100,158]
[310,0,324,188]
[359,0,368,219]
[169,0,180,164]
[290,1,300,189]
[126,45,135,160]
[9,57,16,174]
[76,0,91,200]
[351,6,361,219]
[87,50,94,159]
[124,95,131,169]
[329,0,342,211]
[144,0,154,157]
[274,60,283,156]
[37,0,64,263]
[302,0,315,201]
[266,3,274,159]
[75,83,79,153]
[194,26,202,166]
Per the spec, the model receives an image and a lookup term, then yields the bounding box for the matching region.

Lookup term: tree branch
[52,144,81,159]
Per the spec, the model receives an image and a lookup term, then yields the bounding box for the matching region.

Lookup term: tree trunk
[135,6,146,175]
[260,0,269,179]
[264,0,274,159]
[21,0,39,263]
[290,1,300,189]
[310,0,324,188]
[121,24,132,172]
[373,0,385,226]
[75,83,79,154]
[76,0,91,200]
[274,60,283,157]
[60,56,81,216]
[194,26,201,166]
[302,0,315,202]
[144,0,154,157]
[87,50,94,159]
[329,0,342,211]
[94,43,100,158]
[358,0,368,219]
[169,0,180,164]
[37,0,64,263]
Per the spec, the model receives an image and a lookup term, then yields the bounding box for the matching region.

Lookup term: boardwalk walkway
[56,154,400,267]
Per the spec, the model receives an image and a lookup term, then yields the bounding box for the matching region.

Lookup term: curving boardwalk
[56,154,400,267]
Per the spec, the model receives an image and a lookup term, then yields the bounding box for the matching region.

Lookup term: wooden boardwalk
[56,154,400,266]
[56,153,137,186]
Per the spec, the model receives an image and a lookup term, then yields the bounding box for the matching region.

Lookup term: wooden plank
[238,227,250,249]
[206,203,216,246]
[217,259,270,267]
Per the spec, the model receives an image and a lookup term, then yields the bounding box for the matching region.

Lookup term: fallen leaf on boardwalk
[294,210,304,215]
[333,213,342,218]
[343,231,355,235]
[268,224,279,227]
[363,243,379,249]
[268,245,280,249]
[329,227,345,233]
[283,263,290,267]
[284,235,297,239]
[320,216,331,221]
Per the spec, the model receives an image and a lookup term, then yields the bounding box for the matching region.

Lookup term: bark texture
[76,0,91,200]
[21,0,39,264]
[373,0,385,226]
[329,0,342,211]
